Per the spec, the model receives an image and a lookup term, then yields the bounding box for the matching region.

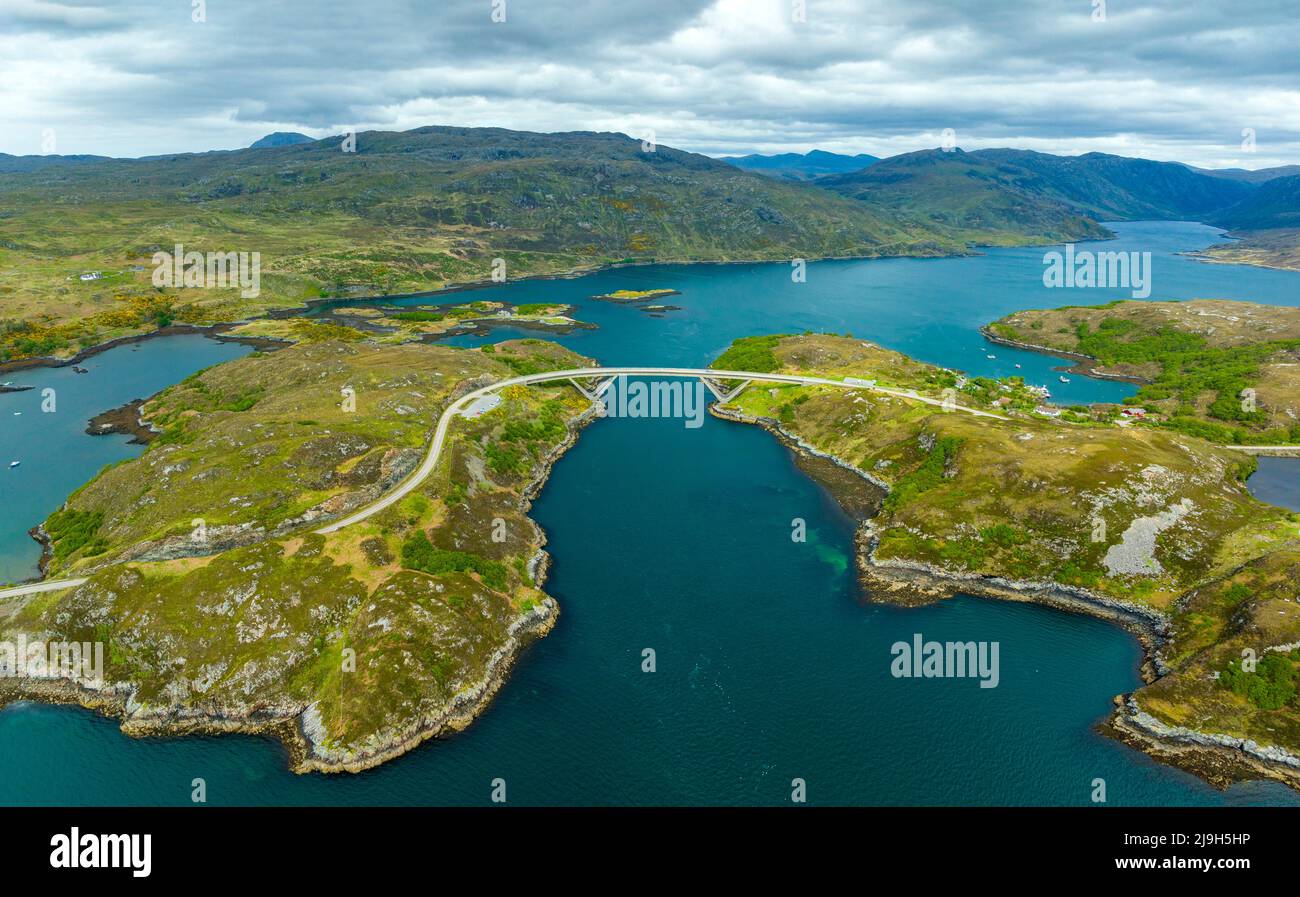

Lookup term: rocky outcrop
[95,447,422,568]
[290,597,558,773]
[1108,697,1300,791]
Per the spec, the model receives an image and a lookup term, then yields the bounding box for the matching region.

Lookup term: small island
[591,288,681,303]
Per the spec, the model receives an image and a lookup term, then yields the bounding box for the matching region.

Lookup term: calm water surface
[3,221,1299,805]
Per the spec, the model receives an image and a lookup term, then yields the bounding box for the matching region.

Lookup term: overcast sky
[2,0,1298,168]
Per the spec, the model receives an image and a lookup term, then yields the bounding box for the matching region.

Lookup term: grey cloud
[2,0,1298,168]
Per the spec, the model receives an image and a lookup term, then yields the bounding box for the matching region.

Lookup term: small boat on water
[986,354,996,360]
[1059,376,1071,383]
[1014,363,1021,369]
[9,460,19,468]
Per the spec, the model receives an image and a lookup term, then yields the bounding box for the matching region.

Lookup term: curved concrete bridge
[317,366,1006,534]
[0,366,1005,599]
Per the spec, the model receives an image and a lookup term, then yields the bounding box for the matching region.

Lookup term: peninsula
[708,330,1300,790]
[985,298,1300,445]
[0,336,595,772]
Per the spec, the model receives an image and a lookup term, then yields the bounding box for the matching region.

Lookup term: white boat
[1014,364,1021,369]
[8,460,19,468]
[1059,376,1070,383]
[986,354,996,359]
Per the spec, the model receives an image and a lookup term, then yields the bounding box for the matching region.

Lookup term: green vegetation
[711,334,783,373]
[401,530,508,590]
[720,333,1292,611]
[390,310,445,322]
[594,289,678,302]
[515,303,564,315]
[1073,317,1300,433]
[36,337,586,578]
[1220,652,1298,711]
[715,332,1300,771]
[989,299,1300,443]
[44,509,108,561]
[1,336,590,771]
[883,436,962,511]
[0,126,959,363]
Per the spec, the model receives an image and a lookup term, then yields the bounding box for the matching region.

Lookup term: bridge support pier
[700,376,751,404]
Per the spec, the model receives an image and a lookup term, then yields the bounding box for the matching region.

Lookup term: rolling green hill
[821,148,1257,248]
[1212,175,1300,231]
[819,149,1114,246]
[972,149,1254,220]
[0,126,958,362]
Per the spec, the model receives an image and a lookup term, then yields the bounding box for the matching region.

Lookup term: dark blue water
[1248,457,1300,512]
[4,221,1300,805]
[347,221,1300,407]
[0,334,254,584]
[4,411,1294,806]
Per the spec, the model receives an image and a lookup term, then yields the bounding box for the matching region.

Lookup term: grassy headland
[986,299,1300,444]
[711,332,1300,788]
[0,336,596,771]
[1195,228,1300,272]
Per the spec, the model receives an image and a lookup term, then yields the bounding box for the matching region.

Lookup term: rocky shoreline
[1106,698,1300,791]
[711,398,1300,793]
[2,246,979,375]
[288,597,559,773]
[0,323,287,375]
[85,398,157,444]
[0,381,597,774]
[423,313,599,342]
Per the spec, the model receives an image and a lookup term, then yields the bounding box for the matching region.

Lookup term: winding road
[1,366,1007,599]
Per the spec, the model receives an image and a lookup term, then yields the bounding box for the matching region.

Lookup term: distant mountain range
[1185,164,1300,184]
[0,132,314,172]
[1211,175,1300,230]
[819,149,1110,245]
[720,150,880,181]
[0,126,957,342]
[817,147,1272,245]
[0,153,111,173]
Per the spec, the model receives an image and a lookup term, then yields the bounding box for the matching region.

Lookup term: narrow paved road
[1,366,1006,598]
[0,577,88,601]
